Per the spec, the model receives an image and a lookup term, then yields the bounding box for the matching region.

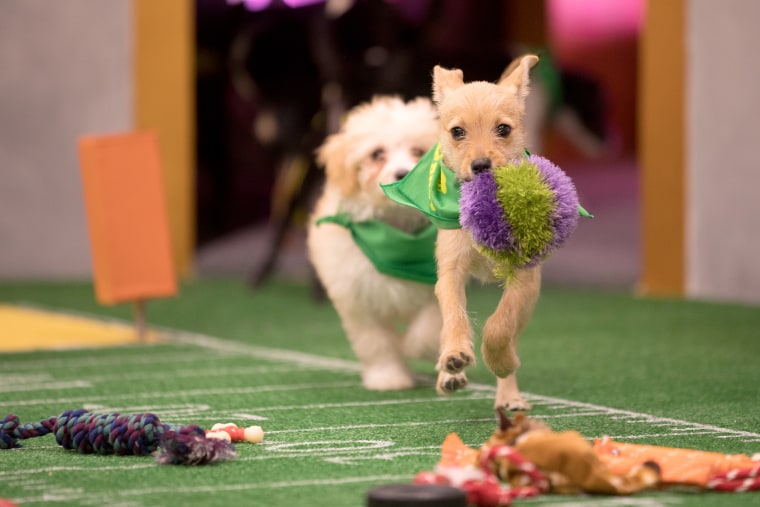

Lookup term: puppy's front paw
[361,363,415,391]
[436,371,468,394]
[436,350,475,374]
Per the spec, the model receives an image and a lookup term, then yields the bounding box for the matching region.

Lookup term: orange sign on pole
[78,130,178,340]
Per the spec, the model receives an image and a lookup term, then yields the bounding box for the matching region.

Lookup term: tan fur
[307,95,440,391]
[431,55,542,410]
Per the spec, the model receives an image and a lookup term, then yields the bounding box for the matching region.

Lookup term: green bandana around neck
[315,213,438,284]
[380,144,462,229]
[381,144,594,226]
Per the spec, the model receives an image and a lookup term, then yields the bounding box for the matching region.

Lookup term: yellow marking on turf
[0,305,160,352]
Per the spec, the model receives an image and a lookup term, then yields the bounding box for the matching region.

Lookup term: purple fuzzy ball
[459,155,579,268]
[459,171,514,252]
[530,154,580,253]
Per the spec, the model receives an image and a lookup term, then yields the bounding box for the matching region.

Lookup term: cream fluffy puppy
[307,96,440,390]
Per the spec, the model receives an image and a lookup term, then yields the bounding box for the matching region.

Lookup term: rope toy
[707,464,760,492]
[459,154,591,279]
[414,444,548,506]
[0,410,235,465]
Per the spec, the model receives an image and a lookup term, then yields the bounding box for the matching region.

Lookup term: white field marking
[322,445,441,466]
[0,351,237,372]
[0,380,92,393]
[0,373,52,384]
[169,330,363,372]
[263,417,494,435]
[12,474,414,504]
[524,393,760,443]
[82,403,211,419]
[0,380,362,407]
[0,463,157,478]
[245,393,494,413]
[63,364,340,384]
[604,431,731,440]
[246,446,441,462]
[0,445,439,479]
[264,439,394,453]
[229,412,268,421]
[324,450,441,465]
[80,404,268,422]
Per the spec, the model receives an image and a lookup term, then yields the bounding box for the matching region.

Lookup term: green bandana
[380,144,462,229]
[381,144,594,225]
[315,213,438,284]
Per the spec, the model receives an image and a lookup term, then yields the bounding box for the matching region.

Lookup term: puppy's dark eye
[410,147,425,159]
[496,124,512,138]
[450,127,465,141]
[370,148,386,161]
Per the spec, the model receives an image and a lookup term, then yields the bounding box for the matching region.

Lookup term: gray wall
[686,0,760,304]
[0,0,131,279]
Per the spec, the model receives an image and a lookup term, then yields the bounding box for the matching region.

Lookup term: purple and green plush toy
[460,154,592,278]
[381,145,593,281]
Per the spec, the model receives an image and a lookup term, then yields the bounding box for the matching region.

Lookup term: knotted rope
[1,410,235,465]
[415,444,548,506]
[707,464,760,492]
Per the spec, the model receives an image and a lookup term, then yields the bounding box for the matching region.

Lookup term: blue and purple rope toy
[0,409,235,465]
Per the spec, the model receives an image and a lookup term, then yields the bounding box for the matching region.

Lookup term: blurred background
[1,0,759,304]
[193,0,640,290]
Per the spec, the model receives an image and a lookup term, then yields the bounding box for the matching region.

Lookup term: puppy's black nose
[471,158,492,174]
[394,169,410,181]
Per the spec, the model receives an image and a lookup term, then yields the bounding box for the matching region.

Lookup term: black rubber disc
[366,484,467,507]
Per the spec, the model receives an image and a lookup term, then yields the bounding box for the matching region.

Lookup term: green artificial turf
[1,278,759,506]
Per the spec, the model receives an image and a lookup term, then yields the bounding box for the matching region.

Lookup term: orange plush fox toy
[415,410,660,505]
[416,410,760,505]
[480,410,661,495]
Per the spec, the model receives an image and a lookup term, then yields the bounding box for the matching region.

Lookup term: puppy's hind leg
[495,374,531,411]
[481,266,541,410]
[342,317,415,391]
[402,302,441,362]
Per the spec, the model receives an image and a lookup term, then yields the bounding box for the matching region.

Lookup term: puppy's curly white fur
[307,96,441,391]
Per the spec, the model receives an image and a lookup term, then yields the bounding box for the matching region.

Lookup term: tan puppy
[307,95,440,391]
[431,55,541,410]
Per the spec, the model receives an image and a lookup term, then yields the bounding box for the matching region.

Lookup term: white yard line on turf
[14,475,416,504]
[0,381,363,407]
[0,351,237,371]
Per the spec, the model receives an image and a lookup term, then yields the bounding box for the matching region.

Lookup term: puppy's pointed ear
[432,66,464,105]
[498,54,539,100]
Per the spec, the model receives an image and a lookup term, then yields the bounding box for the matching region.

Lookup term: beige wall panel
[0,0,132,278]
[686,0,760,304]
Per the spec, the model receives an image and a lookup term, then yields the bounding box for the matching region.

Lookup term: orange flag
[78,131,177,306]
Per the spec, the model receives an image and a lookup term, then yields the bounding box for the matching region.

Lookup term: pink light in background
[282,0,324,7]
[226,0,325,10]
[547,0,644,44]
[226,0,271,11]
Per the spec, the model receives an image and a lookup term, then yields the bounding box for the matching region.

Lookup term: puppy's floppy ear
[432,66,464,105]
[498,54,539,100]
[316,133,358,195]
